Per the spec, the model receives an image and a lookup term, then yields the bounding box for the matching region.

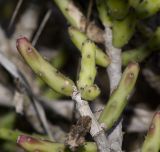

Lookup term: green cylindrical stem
[53,0,104,43]
[122,27,160,65]
[54,0,80,28]
[96,0,112,27]
[77,40,100,100]
[16,37,75,96]
[122,46,150,66]
[0,128,46,143]
[99,62,139,129]
[106,0,129,20]
[50,50,67,69]
[36,77,63,99]
[0,128,22,142]
[36,50,67,87]
[78,40,96,88]
[68,27,110,67]
[35,50,67,100]
[80,85,100,101]
[43,88,63,100]
[17,135,97,152]
[141,111,160,152]
[136,0,160,18]
[113,12,137,48]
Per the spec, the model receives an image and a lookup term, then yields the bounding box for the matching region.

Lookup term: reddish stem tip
[17,135,28,144]
[17,135,40,145]
[16,37,29,48]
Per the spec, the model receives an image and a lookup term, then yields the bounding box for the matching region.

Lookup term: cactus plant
[99,62,139,129]
[0,0,159,151]
[16,37,75,97]
[106,0,130,20]
[141,111,160,152]
[77,40,100,100]
[68,27,110,67]
[112,12,137,48]
[17,135,97,152]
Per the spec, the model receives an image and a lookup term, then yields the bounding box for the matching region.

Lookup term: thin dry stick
[32,9,52,46]
[10,4,40,51]
[0,52,53,140]
[85,0,93,33]
[8,0,24,30]
[104,26,123,152]
[1,3,54,140]
[72,87,110,152]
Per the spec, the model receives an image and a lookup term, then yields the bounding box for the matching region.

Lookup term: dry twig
[72,87,110,152]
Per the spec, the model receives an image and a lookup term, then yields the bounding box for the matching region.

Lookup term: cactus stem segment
[17,135,97,152]
[77,40,100,100]
[141,111,160,152]
[16,37,75,97]
[69,27,110,67]
[99,62,139,129]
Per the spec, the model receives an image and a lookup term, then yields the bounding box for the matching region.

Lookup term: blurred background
[0,0,159,151]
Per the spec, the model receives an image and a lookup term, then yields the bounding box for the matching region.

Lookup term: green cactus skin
[53,0,104,43]
[0,128,22,142]
[0,128,46,143]
[122,46,150,66]
[96,0,112,27]
[113,13,137,48]
[17,135,97,152]
[141,111,160,152]
[77,40,100,100]
[54,0,80,28]
[122,27,160,65]
[99,62,139,129]
[50,50,67,69]
[36,77,63,100]
[43,88,63,100]
[68,27,110,67]
[36,50,67,100]
[106,0,129,20]
[16,37,75,97]
[78,40,97,88]
[80,85,100,101]
[136,0,160,18]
